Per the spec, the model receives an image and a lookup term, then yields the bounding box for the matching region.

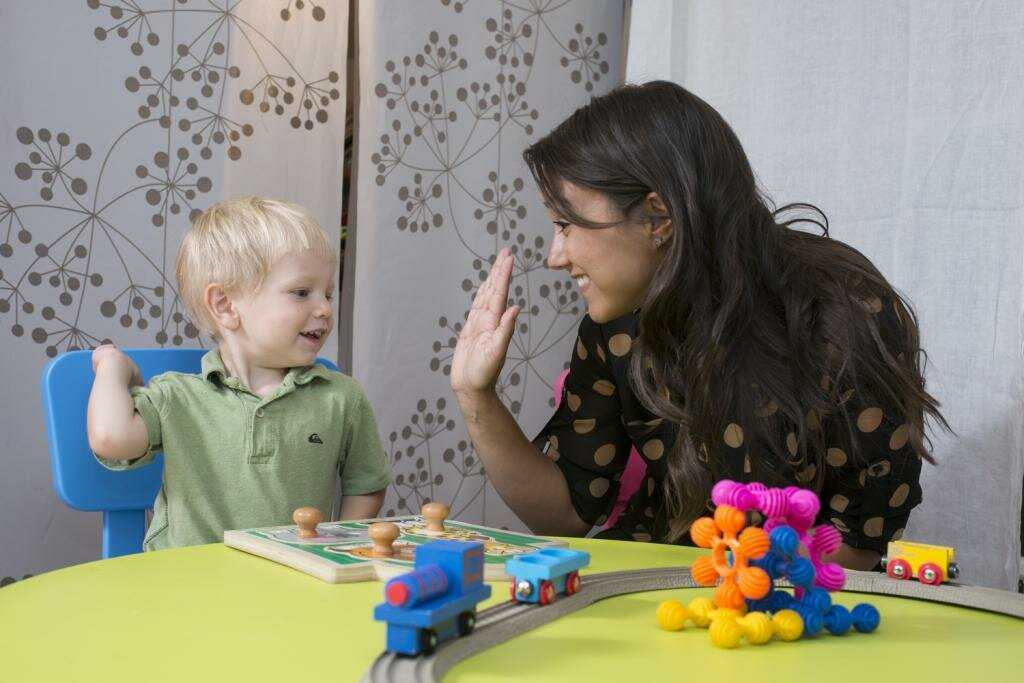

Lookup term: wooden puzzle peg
[293,507,324,539]
[421,501,450,534]
[369,522,401,557]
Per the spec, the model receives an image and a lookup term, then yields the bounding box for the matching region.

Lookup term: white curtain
[0,1,347,581]
[627,0,1024,589]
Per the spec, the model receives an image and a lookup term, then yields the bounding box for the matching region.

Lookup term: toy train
[374,540,492,655]
[506,547,590,605]
[374,542,591,656]
[881,540,959,585]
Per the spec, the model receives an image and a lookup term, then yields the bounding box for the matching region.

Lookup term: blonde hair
[176,196,336,334]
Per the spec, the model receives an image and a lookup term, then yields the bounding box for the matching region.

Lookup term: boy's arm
[336,385,392,519]
[338,489,385,520]
[87,345,149,461]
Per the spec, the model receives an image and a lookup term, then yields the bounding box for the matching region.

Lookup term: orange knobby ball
[690,516,718,548]
[737,526,770,560]
[691,555,719,586]
[736,565,771,600]
[714,505,746,537]
[714,578,746,610]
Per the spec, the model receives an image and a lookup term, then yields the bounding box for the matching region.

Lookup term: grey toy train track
[361,566,1024,683]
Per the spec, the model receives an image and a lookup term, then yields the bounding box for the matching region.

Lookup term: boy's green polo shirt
[96,350,391,551]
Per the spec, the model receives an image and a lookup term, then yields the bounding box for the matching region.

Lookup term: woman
[451,81,947,570]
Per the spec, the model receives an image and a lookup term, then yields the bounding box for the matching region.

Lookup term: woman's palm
[451,249,519,394]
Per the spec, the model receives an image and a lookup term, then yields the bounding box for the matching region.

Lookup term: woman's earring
[653,237,663,248]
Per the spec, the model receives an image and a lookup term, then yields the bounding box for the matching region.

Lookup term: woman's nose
[546,231,569,270]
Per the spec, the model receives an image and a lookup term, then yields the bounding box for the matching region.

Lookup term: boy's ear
[203,283,241,332]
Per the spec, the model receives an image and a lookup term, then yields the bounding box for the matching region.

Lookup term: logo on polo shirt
[308,433,323,444]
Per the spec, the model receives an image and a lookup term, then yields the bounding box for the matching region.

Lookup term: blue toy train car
[506,547,590,605]
[373,540,492,656]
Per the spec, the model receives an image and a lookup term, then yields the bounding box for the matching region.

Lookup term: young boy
[87,197,390,551]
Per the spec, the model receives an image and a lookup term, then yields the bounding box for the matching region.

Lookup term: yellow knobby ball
[772,609,804,642]
[656,599,689,631]
[709,607,745,622]
[738,612,773,645]
[687,597,716,628]
[709,616,744,649]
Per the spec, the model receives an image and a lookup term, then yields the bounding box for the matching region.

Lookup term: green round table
[2,539,1021,681]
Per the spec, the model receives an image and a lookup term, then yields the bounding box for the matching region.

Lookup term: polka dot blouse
[533,309,923,552]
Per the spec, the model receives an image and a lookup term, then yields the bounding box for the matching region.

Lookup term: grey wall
[0,0,347,583]
[347,0,626,528]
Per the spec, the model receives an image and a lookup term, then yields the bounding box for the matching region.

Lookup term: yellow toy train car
[880,540,959,585]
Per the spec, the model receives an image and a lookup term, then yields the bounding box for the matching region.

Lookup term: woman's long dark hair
[524,81,949,542]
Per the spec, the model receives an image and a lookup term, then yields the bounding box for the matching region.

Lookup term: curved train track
[361,566,1024,682]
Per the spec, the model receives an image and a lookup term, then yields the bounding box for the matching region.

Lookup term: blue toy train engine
[373,540,492,656]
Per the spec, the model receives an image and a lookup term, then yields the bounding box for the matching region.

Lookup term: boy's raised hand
[451,248,520,396]
[92,344,143,387]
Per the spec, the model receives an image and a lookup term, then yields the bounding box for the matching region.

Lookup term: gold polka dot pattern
[572,418,596,434]
[857,407,884,432]
[608,333,632,357]
[723,423,744,448]
[826,447,848,467]
[642,438,665,460]
[566,391,581,412]
[593,443,616,466]
[889,483,910,507]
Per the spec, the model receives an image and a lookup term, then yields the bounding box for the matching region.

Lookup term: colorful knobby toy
[748,524,882,638]
[660,482,880,648]
[708,609,806,648]
[712,480,845,592]
[656,598,805,648]
[689,504,772,609]
[655,597,716,630]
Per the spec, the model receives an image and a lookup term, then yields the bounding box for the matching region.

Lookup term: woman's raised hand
[451,248,520,396]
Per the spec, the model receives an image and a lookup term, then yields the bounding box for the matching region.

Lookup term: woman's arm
[87,345,149,460]
[827,544,881,571]
[456,390,590,536]
[451,249,589,536]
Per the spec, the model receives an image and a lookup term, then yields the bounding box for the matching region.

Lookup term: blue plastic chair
[41,348,339,558]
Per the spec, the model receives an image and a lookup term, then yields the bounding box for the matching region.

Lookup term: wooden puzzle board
[223,515,565,583]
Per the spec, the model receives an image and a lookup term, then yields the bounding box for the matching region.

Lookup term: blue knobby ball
[823,604,853,635]
[787,557,816,588]
[763,589,791,612]
[753,550,786,580]
[797,604,824,637]
[802,587,833,615]
[851,603,880,633]
[769,525,799,556]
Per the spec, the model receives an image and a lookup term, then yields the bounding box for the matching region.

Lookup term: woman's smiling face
[544,181,665,323]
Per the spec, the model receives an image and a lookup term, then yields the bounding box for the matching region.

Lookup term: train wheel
[886,558,911,580]
[538,580,556,606]
[418,628,438,655]
[565,571,581,596]
[918,562,943,586]
[457,611,476,636]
